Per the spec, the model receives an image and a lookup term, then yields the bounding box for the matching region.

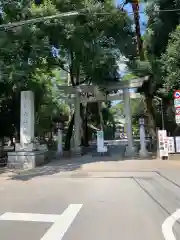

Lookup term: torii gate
[58,76,149,157]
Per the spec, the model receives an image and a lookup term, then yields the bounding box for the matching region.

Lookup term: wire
[0,11,79,29]
[128,8,180,13]
[0,7,180,30]
[0,3,126,30]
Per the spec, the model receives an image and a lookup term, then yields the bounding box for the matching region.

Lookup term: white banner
[158,130,168,157]
[175,136,180,152]
[168,137,175,153]
[97,131,104,152]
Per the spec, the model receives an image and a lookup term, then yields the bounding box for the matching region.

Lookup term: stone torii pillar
[123,88,135,157]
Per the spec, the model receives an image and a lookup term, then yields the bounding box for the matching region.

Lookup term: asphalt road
[0,171,180,240]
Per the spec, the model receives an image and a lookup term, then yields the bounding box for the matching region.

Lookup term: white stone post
[20,91,35,148]
[139,118,149,157]
[73,90,81,154]
[123,88,135,157]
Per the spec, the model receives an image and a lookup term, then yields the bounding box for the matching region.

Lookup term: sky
[115,0,147,32]
[124,2,147,34]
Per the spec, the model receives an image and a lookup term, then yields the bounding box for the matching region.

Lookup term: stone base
[92,151,110,157]
[55,151,63,159]
[124,145,136,158]
[15,143,36,151]
[7,150,48,169]
[139,149,149,158]
[71,147,82,157]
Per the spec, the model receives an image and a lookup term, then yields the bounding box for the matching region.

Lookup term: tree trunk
[98,102,104,130]
[83,109,89,146]
[145,95,156,138]
[112,122,116,139]
[64,105,89,150]
[64,114,74,150]
[132,2,144,60]
[80,104,89,147]
[65,56,92,149]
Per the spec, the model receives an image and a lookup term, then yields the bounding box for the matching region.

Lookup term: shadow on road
[4,144,155,182]
[8,151,126,181]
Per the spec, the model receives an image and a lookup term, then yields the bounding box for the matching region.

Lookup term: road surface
[0,169,180,239]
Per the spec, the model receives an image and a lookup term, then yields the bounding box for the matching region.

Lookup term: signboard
[175,115,180,124]
[174,90,180,99]
[175,136,180,152]
[174,91,180,124]
[168,137,175,153]
[164,135,169,157]
[97,131,104,152]
[174,99,180,106]
[175,107,180,115]
[158,130,169,157]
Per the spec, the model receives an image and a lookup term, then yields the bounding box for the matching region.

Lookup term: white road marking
[0,204,83,240]
[162,209,180,240]
[40,204,82,240]
[0,212,59,223]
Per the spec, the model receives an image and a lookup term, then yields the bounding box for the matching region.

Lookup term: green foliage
[0,0,70,137]
[31,0,136,85]
[36,89,70,135]
[0,0,137,140]
[121,73,137,81]
[161,25,180,91]
[110,97,145,122]
[144,0,180,57]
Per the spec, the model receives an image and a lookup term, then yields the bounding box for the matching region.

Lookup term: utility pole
[131,0,145,60]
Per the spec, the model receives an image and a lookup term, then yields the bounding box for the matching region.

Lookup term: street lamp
[154,96,164,130]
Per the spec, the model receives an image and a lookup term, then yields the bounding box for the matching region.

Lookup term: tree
[161,26,180,91]
[35,70,70,137]
[143,0,180,135]
[0,1,71,141]
[159,25,180,134]
[30,0,137,149]
[126,0,180,137]
[144,0,180,57]
[0,0,137,150]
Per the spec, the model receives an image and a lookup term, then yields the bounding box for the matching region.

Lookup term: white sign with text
[175,136,180,152]
[158,130,168,157]
[168,137,175,153]
[97,131,105,152]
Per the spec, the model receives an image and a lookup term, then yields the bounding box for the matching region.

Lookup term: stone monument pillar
[123,88,135,157]
[7,91,48,169]
[139,118,149,157]
[20,91,34,148]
